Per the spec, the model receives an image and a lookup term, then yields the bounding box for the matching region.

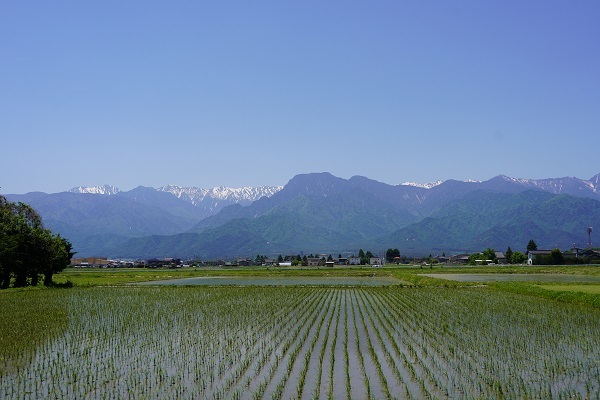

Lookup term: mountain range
[5,173,600,259]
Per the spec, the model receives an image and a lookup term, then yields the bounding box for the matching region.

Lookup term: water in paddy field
[1,287,598,399]
[134,276,406,286]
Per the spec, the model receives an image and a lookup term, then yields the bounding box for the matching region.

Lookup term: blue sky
[1,1,599,194]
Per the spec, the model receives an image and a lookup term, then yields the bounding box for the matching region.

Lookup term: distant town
[71,244,600,269]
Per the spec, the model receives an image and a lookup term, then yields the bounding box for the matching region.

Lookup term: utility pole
[588,227,593,248]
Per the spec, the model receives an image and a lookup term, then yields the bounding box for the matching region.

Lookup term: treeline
[0,195,74,289]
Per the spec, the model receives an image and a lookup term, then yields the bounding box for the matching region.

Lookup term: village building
[348,256,361,265]
[495,252,507,264]
[306,257,323,266]
[526,250,553,265]
[449,254,470,264]
[370,257,383,266]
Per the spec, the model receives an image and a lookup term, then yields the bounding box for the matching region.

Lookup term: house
[348,257,361,265]
[325,261,335,268]
[306,257,323,266]
[435,255,449,263]
[337,258,349,265]
[449,254,470,264]
[526,250,553,265]
[495,252,507,264]
[236,258,252,266]
[370,257,382,266]
[577,249,600,261]
[71,257,110,267]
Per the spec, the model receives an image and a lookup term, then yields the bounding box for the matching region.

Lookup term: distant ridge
[69,185,120,195]
[7,171,600,258]
[68,184,283,205]
[157,185,283,206]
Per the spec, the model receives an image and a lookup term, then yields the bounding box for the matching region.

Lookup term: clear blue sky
[2,1,599,194]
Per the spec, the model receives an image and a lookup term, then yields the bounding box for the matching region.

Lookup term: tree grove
[0,195,74,288]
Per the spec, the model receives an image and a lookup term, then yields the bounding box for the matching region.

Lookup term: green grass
[0,288,69,375]
[489,282,600,308]
[538,284,600,294]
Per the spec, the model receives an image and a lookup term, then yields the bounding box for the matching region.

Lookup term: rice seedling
[1,285,599,398]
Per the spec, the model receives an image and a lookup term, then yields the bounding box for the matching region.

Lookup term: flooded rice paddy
[134,275,406,286]
[2,286,599,399]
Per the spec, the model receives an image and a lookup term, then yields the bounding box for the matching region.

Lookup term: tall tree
[505,246,513,264]
[550,248,564,265]
[527,240,538,252]
[44,234,75,286]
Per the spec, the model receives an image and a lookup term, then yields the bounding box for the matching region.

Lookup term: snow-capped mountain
[157,185,284,206]
[494,174,600,196]
[9,171,599,258]
[69,185,120,195]
[401,180,443,189]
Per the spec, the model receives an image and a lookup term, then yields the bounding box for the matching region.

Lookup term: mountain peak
[589,173,600,192]
[69,185,120,195]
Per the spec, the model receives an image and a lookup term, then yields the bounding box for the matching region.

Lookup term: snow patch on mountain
[158,185,283,206]
[401,180,443,189]
[69,185,120,195]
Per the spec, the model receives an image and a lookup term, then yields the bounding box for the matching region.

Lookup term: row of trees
[0,196,74,289]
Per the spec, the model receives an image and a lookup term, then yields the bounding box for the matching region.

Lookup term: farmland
[2,285,599,399]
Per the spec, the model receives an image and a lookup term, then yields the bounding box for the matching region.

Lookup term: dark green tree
[511,251,526,264]
[0,196,73,289]
[386,248,400,263]
[550,248,564,265]
[468,253,480,265]
[482,248,497,263]
[505,246,513,264]
[527,240,538,252]
[44,234,75,286]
